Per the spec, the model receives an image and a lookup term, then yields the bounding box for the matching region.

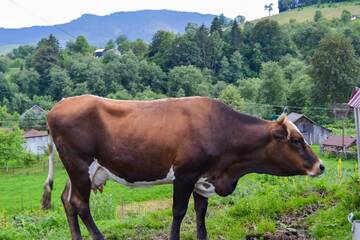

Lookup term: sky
[1,0,278,28]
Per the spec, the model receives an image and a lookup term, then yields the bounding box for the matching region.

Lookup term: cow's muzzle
[307,160,325,177]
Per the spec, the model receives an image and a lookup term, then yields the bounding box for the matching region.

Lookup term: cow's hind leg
[60,155,104,240]
[170,175,197,240]
[61,180,82,240]
[193,191,208,240]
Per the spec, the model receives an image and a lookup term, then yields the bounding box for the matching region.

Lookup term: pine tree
[210,16,223,37]
[230,20,243,53]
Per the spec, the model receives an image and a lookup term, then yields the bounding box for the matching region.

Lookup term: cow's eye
[291,138,302,146]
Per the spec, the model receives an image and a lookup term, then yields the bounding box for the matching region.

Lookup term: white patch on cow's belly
[88,159,175,191]
[194,177,216,198]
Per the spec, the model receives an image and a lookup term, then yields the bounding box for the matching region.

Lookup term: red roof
[348,88,360,108]
[24,129,48,138]
[321,135,356,148]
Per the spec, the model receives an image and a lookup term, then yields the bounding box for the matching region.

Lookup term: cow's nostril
[319,164,325,172]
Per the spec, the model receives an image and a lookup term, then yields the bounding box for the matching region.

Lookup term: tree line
[0,10,360,127]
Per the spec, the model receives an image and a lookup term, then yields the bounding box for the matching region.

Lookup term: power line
[7,0,76,40]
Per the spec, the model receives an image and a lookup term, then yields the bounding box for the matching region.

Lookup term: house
[320,135,356,155]
[23,129,48,155]
[94,48,105,57]
[288,112,331,144]
[94,48,121,58]
[20,105,46,119]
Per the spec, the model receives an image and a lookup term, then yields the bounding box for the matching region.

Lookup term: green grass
[259,2,360,25]
[0,147,359,239]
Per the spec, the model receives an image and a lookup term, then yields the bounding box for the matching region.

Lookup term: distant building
[20,105,46,119]
[320,135,356,155]
[94,48,105,57]
[23,129,48,155]
[94,48,121,57]
[288,112,331,144]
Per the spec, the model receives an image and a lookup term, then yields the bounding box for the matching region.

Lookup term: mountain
[0,10,217,48]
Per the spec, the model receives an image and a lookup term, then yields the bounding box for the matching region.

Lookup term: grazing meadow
[0,146,359,239]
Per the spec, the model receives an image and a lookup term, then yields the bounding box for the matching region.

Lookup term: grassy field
[0,146,359,239]
[257,2,360,25]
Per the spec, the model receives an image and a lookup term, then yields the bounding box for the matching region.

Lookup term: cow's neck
[209,117,274,196]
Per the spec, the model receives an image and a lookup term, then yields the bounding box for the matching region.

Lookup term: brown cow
[41,95,324,240]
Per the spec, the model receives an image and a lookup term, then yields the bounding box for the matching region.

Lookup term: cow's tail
[41,132,55,210]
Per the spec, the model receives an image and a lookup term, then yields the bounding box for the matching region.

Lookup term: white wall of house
[23,136,48,155]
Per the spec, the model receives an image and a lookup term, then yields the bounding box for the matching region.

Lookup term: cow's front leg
[193,191,208,240]
[170,176,196,240]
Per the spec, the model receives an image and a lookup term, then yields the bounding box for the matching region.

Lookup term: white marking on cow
[307,160,323,176]
[67,181,72,202]
[88,159,175,190]
[194,177,216,198]
[287,120,310,145]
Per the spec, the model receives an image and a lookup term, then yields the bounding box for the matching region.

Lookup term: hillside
[0,10,216,49]
[261,2,360,24]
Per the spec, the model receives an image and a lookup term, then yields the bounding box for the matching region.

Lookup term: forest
[0,8,360,129]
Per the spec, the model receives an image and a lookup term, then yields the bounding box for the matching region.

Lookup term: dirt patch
[246,203,323,240]
[117,199,172,218]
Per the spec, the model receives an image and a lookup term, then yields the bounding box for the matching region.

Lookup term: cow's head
[266,115,325,177]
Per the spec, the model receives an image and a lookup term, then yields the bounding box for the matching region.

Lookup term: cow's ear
[271,125,288,141]
[276,114,287,125]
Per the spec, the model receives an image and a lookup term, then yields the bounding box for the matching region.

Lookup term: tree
[66,36,91,55]
[103,52,140,93]
[134,87,167,100]
[229,51,246,81]
[341,10,352,24]
[0,73,18,105]
[195,25,212,68]
[287,75,312,107]
[148,30,175,68]
[168,65,205,96]
[0,128,26,170]
[116,35,132,53]
[239,78,261,102]
[164,36,201,69]
[218,56,232,82]
[209,32,225,72]
[264,3,274,16]
[235,15,246,24]
[32,35,60,94]
[314,10,323,22]
[48,66,73,100]
[11,45,35,59]
[230,20,243,53]
[138,60,167,93]
[258,61,287,105]
[292,23,329,58]
[105,40,115,50]
[219,85,244,110]
[11,69,40,97]
[131,39,149,58]
[311,34,360,104]
[251,19,290,63]
[0,56,10,73]
[0,106,19,128]
[210,16,223,36]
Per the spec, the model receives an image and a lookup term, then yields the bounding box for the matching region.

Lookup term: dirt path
[117,198,172,218]
[246,203,323,240]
